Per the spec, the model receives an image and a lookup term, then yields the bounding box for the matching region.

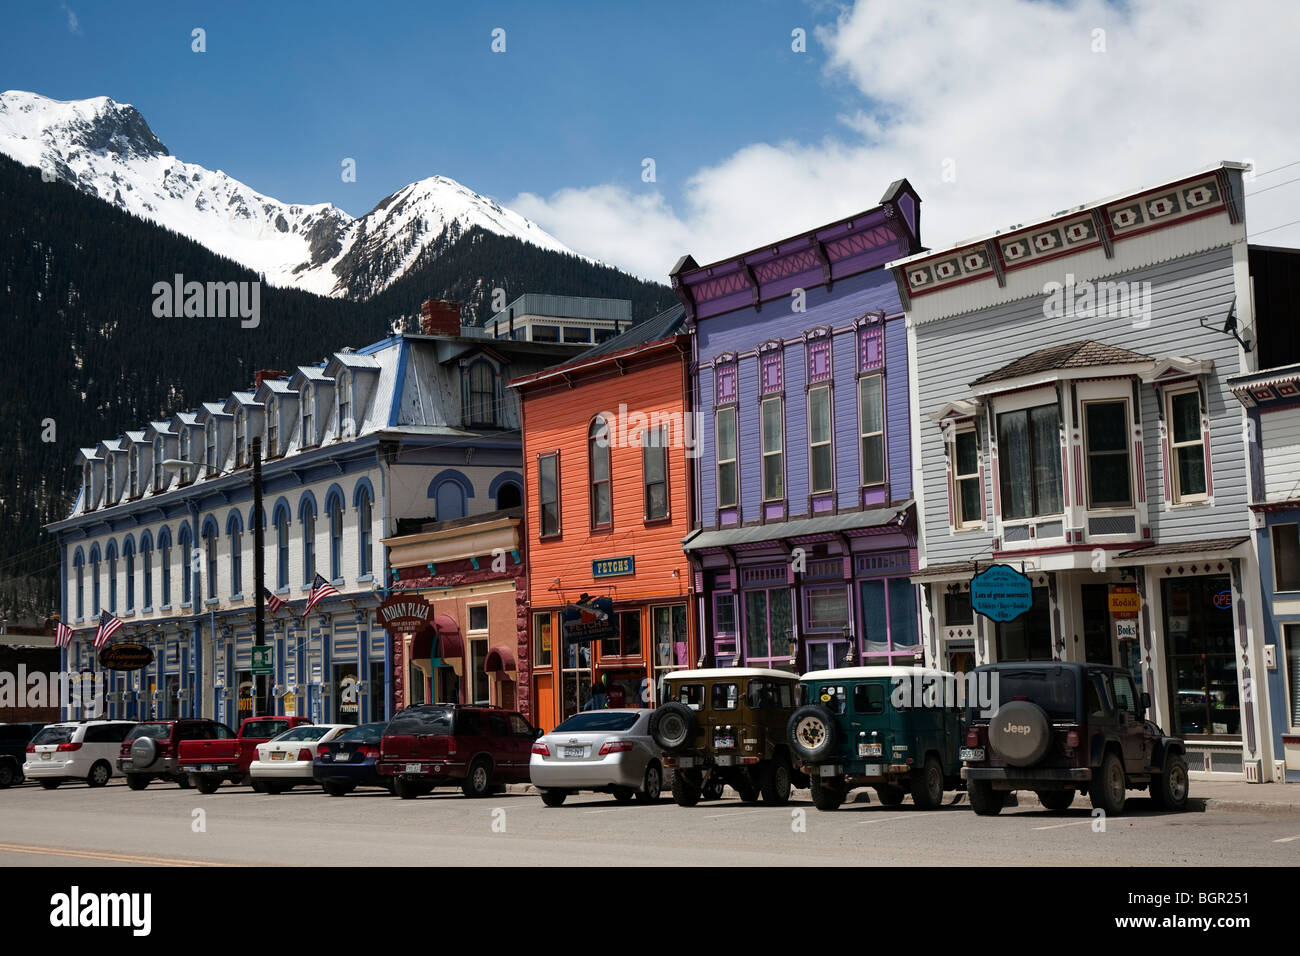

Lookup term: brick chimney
[420,299,463,336]
[253,369,290,389]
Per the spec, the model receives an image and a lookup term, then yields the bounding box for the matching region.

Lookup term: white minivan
[24,720,137,788]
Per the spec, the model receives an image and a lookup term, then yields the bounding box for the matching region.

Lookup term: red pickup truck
[179,716,311,794]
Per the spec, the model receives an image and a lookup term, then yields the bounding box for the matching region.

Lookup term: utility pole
[253,436,266,717]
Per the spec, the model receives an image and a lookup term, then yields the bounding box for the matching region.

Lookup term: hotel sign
[378,593,435,633]
[593,555,635,579]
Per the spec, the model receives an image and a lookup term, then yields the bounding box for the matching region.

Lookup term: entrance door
[1162,575,1238,738]
[1080,584,1117,665]
[334,663,360,724]
[534,673,555,732]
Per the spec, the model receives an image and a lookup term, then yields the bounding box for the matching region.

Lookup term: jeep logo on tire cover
[1002,723,1031,735]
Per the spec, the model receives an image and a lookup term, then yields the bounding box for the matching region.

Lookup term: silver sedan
[530,709,664,807]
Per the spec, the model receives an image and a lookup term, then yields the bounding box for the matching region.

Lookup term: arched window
[467,360,496,426]
[326,489,345,581]
[337,371,353,438]
[123,537,136,612]
[436,480,466,521]
[301,497,317,583]
[357,488,373,576]
[158,527,172,607]
[589,417,611,529]
[273,500,291,589]
[141,534,153,609]
[227,511,244,596]
[267,397,279,457]
[496,482,522,510]
[106,540,119,613]
[90,544,101,614]
[202,523,218,600]
[178,526,192,605]
[302,386,316,447]
[73,548,85,620]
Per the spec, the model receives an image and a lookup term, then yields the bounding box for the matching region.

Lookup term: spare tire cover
[649,702,697,751]
[130,736,159,769]
[988,700,1051,767]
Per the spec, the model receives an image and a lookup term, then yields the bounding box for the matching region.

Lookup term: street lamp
[161,436,267,716]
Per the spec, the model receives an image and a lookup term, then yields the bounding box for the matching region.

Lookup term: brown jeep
[650,668,808,806]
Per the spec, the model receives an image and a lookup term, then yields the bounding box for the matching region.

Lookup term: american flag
[263,587,286,614]
[93,609,123,649]
[55,621,74,647]
[303,573,339,616]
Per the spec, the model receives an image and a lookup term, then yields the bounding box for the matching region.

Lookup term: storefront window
[944,590,973,625]
[602,610,642,658]
[1286,624,1300,728]
[533,613,553,669]
[858,576,919,660]
[1163,575,1238,738]
[994,586,1052,661]
[806,587,848,631]
[744,587,793,663]
[562,640,593,719]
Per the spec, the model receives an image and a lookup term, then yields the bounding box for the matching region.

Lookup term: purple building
[674,181,923,672]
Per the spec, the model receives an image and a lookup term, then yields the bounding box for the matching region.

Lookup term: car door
[1109,672,1148,773]
[508,714,537,782]
[485,712,515,778]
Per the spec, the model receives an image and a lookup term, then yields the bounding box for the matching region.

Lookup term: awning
[485,645,516,674]
[681,501,912,552]
[1116,537,1249,563]
[410,614,464,661]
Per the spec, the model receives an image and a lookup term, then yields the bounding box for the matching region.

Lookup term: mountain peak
[0,90,169,160]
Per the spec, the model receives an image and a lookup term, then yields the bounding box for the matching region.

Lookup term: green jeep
[788,666,965,811]
[650,668,808,806]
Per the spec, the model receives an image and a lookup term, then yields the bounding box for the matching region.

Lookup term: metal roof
[1117,537,1249,560]
[682,502,912,552]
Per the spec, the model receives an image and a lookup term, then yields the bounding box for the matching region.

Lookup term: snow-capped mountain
[0,90,579,298]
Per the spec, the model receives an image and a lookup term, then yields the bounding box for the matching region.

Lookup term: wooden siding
[1262,409,1300,503]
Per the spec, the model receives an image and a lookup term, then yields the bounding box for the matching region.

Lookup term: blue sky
[3,0,1298,280]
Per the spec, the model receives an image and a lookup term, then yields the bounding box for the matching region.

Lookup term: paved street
[3,777,1299,867]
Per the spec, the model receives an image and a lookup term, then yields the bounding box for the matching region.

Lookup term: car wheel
[737,781,761,804]
[875,784,906,807]
[1036,789,1076,812]
[787,705,839,763]
[1089,752,1127,816]
[1150,754,1189,812]
[540,789,568,807]
[636,763,662,803]
[393,777,420,800]
[613,788,636,804]
[263,782,286,795]
[968,779,1003,816]
[126,774,149,791]
[810,777,845,811]
[0,761,16,788]
[251,779,267,793]
[701,776,725,801]
[175,774,193,789]
[760,758,792,806]
[911,755,945,810]
[671,772,702,807]
[322,781,356,797]
[194,775,221,795]
[461,759,492,798]
[39,778,61,790]
[87,761,112,788]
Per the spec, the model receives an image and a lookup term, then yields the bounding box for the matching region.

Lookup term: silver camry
[530,708,663,807]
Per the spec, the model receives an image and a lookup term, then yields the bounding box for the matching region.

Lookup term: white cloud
[512,0,1300,282]
[61,3,81,34]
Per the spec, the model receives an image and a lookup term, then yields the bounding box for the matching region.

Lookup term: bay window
[1084,400,1132,508]
[997,403,1063,519]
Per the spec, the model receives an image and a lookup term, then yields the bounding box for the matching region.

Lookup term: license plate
[200,764,215,772]
[333,752,348,762]
[562,746,586,758]
[858,743,882,757]
[405,763,421,774]
[960,748,985,761]
[861,764,882,776]
[270,752,285,761]
[41,752,51,760]
[713,737,735,750]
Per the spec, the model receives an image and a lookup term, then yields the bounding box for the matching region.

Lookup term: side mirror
[1140,692,1151,712]
[533,727,544,739]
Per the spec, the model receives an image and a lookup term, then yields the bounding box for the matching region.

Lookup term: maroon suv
[378,704,540,799]
[118,718,226,790]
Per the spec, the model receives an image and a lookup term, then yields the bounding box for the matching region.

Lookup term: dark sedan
[313,722,391,796]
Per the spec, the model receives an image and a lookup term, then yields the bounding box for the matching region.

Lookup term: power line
[1245,175,1300,198]
[1251,160,1300,180]
[1249,217,1300,238]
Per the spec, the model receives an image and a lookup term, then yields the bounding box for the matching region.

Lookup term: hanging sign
[1108,585,1141,619]
[98,643,154,672]
[377,593,435,633]
[562,594,617,643]
[969,565,1034,623]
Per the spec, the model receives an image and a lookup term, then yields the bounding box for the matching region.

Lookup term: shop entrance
[1162,575,1239,738]
[1080,584,1118,665]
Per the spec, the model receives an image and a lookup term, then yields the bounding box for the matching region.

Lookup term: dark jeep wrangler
[650,668,808,806]
[961,661,1188,816]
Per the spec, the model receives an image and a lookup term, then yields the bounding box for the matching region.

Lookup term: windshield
[127,723,172,741]
[554,712,640,733]
[337,723,386,743]
[32,725,76,745]
[242,720,291,739]
[272,726,332,743]
[981,668,1078,721]
[386,707,453,735]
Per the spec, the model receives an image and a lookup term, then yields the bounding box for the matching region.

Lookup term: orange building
[512,307,696,731]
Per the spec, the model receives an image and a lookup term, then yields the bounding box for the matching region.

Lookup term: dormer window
[337,371,353,438]
[205,421,217,476]
[235,411,247,467]
[302,386,316,446]
[468,361,496,426]
[83,462,92,508]
[267,398,279,457]
[179,429,191,483]
[129,447,139,497]
[105,454,115,502]
[153,437,164,490]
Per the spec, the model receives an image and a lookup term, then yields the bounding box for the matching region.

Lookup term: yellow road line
[0,842,242,867]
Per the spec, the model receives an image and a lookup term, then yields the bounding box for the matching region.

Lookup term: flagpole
[253,436,266,719]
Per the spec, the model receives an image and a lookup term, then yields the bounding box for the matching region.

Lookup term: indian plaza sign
[377,593,435,633]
